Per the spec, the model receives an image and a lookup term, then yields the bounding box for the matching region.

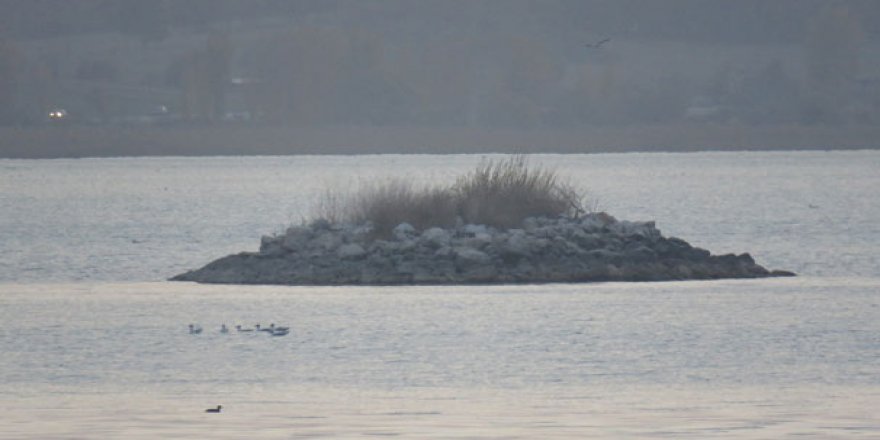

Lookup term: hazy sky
[1,1,879,157]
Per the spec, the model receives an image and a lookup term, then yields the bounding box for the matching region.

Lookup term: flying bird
[585,38,610,49]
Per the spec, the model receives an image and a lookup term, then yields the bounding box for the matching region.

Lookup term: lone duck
[188,324,203,334]
[205,405,222,413]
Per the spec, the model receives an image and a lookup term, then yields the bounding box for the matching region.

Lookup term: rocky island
[171,214,793,285]
[171,157,794,285]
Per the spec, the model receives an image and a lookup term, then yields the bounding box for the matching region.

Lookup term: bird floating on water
[271,328,290,336]
[230,323,290,335]
[257,323,278,333]
[261,323,290,336]
[220,324,229,333]
[205,405,222,413]
[188,324,202,334]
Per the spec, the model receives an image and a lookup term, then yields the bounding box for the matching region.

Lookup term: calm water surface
[1,151,878,438]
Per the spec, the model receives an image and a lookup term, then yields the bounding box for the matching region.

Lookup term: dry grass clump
[344,179,459,234]
[314,156,586,236]
[454,156,583,229]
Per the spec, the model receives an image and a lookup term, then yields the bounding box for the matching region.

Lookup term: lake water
[1,151,879,438]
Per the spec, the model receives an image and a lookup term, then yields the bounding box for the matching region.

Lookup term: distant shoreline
[2,123,878,159]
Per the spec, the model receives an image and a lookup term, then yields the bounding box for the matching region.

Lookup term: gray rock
[434,246,455,258]
[522,217,540,232]
[259,235,285,255]
[581,212,616,230]
[502,230,532,256]
[171,214,794,285]
[310,218,332,230]
[392,222,416,241]
[454,247,491,265]
[610,220,660,240]
[338,243,366,259]
[421,227,451,248]
[346,223,374,243]
[397,239,418,252]
[313,231,343,251]
[464,232,492,249]
[460,264,498,282]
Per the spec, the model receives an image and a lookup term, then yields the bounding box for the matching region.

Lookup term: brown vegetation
[454,156,583,229]
[316,156,586,236]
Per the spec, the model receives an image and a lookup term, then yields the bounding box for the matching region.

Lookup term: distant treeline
[1,0,878,44]
[0,1,877,129]
[3,124,879,159]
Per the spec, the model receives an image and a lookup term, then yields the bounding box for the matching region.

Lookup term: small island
[171,157,794,285]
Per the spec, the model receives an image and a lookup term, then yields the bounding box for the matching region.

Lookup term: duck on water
[255,323,291,336]
[190,323,290,335]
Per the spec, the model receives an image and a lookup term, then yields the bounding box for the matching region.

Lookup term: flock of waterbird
[193,323,290,414]
[188,323,290,336]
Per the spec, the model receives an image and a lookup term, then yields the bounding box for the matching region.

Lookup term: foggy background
[1,0,879,157]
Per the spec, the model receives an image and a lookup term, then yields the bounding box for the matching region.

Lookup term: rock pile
[171,213,794,285]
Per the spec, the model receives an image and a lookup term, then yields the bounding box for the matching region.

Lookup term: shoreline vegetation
[3,123,879,159]
[316,156,584,237]
[171,156,794,285]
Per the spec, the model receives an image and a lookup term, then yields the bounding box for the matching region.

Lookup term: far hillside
[1,1,879,156]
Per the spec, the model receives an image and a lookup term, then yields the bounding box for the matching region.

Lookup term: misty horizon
[1,1,879,157]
